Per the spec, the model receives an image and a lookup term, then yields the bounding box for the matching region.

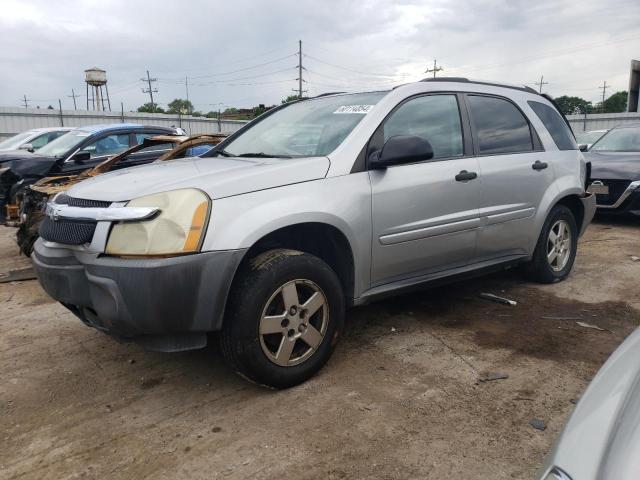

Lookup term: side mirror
[19,143,34,152]
[578,144,589,152]
[71,151,91,163]
[370,135,434,169]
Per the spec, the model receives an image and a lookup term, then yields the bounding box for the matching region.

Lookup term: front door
[369,93,482,286]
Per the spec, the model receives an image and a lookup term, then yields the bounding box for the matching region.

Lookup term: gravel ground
[1,217,639,480]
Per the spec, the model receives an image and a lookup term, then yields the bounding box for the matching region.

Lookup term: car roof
[73,123,167,134]
[27,127,72,133]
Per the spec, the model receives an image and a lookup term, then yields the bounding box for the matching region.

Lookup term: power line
[68,88,79,110]
[294,40,307,99]
[534,75,548,93]
[141,70,158,109]
[425,59,443,78]
[599,80,609,110]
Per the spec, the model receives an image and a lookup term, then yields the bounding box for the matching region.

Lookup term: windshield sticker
[333,105,374,114]
[76,133,90,137]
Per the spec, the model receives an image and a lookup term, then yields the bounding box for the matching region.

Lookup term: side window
[135,133,174,152]
[29,134,50,149]
[383,95,464,159]
[82,134,130,158]
[467,95,533,154]
[527,101,577,150]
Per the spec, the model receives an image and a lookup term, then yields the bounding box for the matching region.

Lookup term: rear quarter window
[527,101,577,151]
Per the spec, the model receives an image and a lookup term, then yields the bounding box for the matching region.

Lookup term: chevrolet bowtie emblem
[46,204,62,222]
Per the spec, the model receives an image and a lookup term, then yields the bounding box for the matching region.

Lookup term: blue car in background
[0,123,181,221]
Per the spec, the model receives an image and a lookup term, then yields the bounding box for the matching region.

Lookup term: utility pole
[68,88,79,110]
[425,59,443,78]
[185,76,191,113]
[21,94,30,108]
[141,70,158,110]
[292,40,307,99]
[599,81,608,112]
[534,75,548,93]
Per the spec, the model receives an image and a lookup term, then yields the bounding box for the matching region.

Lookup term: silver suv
[32,78,596,388]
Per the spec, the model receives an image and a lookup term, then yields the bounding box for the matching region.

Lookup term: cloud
[0,0,638,111]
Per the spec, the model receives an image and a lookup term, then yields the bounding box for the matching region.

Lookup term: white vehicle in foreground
[540,327,640,480]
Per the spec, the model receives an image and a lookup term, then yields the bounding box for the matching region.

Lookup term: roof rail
[421,77,538,94]
[313,92,346,98]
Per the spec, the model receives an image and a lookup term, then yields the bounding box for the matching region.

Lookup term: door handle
[532,160,548,171]
[455,170,478,182]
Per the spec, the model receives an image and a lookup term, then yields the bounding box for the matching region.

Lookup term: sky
[1,0,639,112]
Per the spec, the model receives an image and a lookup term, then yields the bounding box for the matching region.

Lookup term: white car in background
[574,129,609,150]
[540,327,640,480]
[0,127,71,152]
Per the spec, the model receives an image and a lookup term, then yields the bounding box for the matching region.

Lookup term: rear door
[465,94,553,260]
[369,93,482,286]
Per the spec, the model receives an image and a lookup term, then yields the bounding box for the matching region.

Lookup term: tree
[554,96,593,116]
[223,107,239,115]
[166,98,194,114]
[191,111,203,117]
[601,91,627,113]
[137,102,165,113]
[281,94,299,104]
[205,111,219,118]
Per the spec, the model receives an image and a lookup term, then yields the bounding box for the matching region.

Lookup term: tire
[220,249,345,389]
[525,205,578,284]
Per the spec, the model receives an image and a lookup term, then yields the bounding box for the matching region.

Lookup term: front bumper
[579,193,597,236]
[32,239,247,351]
[593,180,640,216]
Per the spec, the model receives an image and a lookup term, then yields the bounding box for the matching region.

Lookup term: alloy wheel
[259,279,329,367]
[547,219,572,272]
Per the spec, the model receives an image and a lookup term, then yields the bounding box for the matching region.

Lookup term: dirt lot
[1,218,639,480]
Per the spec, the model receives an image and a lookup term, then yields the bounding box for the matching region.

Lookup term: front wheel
[525,205,578,283]
[220,249,345,389]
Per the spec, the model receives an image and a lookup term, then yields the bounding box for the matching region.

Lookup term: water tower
[85,67,111,111]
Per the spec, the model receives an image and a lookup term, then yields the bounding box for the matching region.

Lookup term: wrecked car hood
[66,156,330,201]
[586,151,640,181]
[0,151,59,177]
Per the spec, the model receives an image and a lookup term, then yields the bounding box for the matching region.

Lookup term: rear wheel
[525,205,578,283]
[220,249,344,389]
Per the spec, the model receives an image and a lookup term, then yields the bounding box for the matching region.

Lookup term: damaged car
[32,78,595,388]
[0,123,182,222]
[13,133,226,255]
[585,124,640,216]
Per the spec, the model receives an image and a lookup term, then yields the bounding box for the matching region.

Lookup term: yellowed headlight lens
[106,189,210,256]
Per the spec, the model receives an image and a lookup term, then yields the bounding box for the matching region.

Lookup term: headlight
[542,467,572,480]
[106,188,210,256]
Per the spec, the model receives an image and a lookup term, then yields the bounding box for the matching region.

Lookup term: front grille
[595,179,631,206]
[39,195,112,245]
[55,194,111,209]
[40,217,96,245]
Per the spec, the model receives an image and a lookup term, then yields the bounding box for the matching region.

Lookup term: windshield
[220,92,388,158]
[591,127,640,152]
[575,130,607,146]
[37,130,91,157]
[0,131,34,150]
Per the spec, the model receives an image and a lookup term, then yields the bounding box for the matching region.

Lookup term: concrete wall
[0,107,248,139]
[567,112,640,132]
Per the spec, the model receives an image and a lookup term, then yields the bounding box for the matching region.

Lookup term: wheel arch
[231,222,357,306]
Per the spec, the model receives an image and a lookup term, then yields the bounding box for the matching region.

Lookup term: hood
[0,150,59,178]
[547,327,640,480]
[66,156,330,201]
[585,151,640,181]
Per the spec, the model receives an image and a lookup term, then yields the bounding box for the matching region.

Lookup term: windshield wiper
[237,152,292,158]
[213,149,233,157]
